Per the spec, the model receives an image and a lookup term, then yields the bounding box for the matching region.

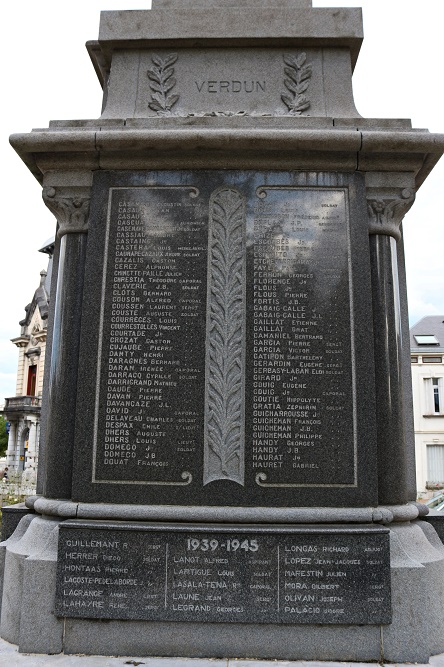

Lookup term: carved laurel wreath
[204,189,246,486]
[147,53,179,114]
[281,53,312,115]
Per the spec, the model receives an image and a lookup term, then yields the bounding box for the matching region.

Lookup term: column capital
[366,187,415,241]
[42,186,91,238]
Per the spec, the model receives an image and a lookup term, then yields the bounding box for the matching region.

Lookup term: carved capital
[367,188,415,241]
[43,187,91,238]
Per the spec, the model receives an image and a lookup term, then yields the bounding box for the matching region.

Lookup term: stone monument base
[0,501,443,662]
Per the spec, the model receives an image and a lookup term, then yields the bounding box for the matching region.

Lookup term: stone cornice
[11,335,30,348]
[10,125,444,189]
[97,7,363,69]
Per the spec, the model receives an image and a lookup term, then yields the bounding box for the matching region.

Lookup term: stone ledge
[10,126,444,187]
[27,498,422,524]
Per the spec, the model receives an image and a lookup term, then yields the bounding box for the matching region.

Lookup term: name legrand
[195,80,266,93]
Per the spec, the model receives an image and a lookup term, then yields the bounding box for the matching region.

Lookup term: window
[423,357,443,363]
[411,356,418,363]
[427,445,444,485]
[414,335,439,345]
[433,379,440,413]
[424,377,444,415]
[26,365,37,396]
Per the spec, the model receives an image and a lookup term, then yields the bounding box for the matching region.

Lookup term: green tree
[0,416,8,457]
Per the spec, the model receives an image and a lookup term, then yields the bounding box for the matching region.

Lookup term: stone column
[5,421,17,469]
[25,419,38,471]
[41,186,90,499]
[35,240,60,496]
[366,178,415,506]
[396,226,417,501]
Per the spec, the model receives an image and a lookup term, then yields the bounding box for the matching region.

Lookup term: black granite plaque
[55,522,391,625]
[247,186,355,488]
[94,184,207,485]
[73,171,377,507]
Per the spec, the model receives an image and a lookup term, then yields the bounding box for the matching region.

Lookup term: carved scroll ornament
[367,188,415,241]
[43,187,90,238]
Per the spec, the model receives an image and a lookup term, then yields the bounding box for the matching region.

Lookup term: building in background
[410,316,444,497]
[2,238,54,474]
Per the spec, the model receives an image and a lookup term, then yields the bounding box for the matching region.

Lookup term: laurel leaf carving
[147,53,179,114]
[204,188,246,486]
[281,53,312,115]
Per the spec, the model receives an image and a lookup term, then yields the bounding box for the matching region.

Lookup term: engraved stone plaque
[55,522,391,625]
[73,171,376,507]
[92,184,207,487]
[248,187,355,488]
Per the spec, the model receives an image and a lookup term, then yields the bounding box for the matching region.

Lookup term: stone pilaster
[41,186,91,499]
[366,178,416,506]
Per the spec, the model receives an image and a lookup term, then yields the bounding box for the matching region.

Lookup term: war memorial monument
[1,0,444,661]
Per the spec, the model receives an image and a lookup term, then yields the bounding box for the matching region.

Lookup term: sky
[0,0,443,401]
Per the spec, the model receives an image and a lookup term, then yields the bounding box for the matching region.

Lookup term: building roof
[410,315,444,353]
[38,236,55,255]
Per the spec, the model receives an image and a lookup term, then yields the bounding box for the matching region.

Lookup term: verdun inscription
[138,49,317,117]
[73,171,376,506]
[55,523,391,624]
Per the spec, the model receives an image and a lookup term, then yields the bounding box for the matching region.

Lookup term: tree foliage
[0,416,8,457]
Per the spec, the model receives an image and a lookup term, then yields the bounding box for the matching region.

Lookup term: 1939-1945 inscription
[73,171,376,507]
[55,522,391,625]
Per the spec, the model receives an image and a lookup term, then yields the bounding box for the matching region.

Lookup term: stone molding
[42,187,91,238]
[366,187,415,241]
[28,496,419,524]
[11,127,444,189]
[10,336,30,349]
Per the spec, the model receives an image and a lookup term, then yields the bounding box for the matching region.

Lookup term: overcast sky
[1,0,443,401]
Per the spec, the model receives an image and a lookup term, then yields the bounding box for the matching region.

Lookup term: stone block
[0,505,34,544]
[0,516,61,648]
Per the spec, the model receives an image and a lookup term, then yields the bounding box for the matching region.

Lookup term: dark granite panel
[424,514,444,544]
[72,171,377,507]
[55,521,391,625]
[247,186,354,487]
[0,505,34,542]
